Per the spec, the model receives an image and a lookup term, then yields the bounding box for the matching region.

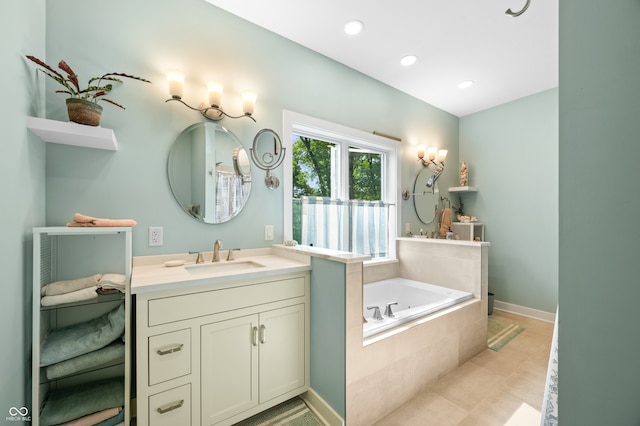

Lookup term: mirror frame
[412,167,440,224]
[167,122,251,224]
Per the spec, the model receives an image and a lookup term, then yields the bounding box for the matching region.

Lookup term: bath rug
[234,397,321,426]
[487,317,525,351]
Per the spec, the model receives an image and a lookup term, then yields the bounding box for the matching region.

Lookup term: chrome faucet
[385,302,398,318]
[213,240,221,262]
[367,306,383,321]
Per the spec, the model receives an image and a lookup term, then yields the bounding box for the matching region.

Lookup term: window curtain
[296,197,389,257]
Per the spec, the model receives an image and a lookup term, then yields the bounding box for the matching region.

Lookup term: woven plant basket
[66,98,103,126]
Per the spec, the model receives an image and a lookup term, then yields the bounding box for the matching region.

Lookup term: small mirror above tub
[168,122,251,224]
[402,166,440,224]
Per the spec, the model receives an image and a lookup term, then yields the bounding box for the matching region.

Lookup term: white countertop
[131,249,311,295]
[272,244,371,263]
[397,237,491,247]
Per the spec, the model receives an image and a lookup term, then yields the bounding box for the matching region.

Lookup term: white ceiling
[204,0,558,117]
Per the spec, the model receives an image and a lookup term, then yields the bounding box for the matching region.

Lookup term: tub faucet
[367,306,383,321]
[385,302,398,318]
[213,240,221,262]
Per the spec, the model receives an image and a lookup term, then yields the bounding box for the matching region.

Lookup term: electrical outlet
[265,225,274,241]
[149,227,163,246]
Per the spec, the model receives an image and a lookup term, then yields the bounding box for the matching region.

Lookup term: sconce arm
[165,98,256,122]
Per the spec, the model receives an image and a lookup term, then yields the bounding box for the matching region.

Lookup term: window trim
[282,110,400,259]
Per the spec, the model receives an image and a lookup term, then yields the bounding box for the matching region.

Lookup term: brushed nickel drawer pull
[252,326,259,346]
[260,324,267,344]
[156,399,184,414]
[156,343,184,356]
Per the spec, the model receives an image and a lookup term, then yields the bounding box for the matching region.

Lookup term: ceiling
[204,0,558,117]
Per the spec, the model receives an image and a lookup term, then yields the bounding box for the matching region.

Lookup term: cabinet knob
[156,399,184,414]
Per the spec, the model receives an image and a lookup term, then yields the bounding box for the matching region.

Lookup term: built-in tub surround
[345,238,489,425]
[363,278,473,338]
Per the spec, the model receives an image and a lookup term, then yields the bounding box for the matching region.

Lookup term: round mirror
[412,167,440,224]
[168,122,251,224]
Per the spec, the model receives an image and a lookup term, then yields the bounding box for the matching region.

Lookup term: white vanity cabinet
[133,272,310,426]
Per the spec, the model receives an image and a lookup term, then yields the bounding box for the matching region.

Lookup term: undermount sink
[184,260,266,273]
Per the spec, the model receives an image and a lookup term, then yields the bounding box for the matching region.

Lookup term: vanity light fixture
[165,69,257,122]
[416,145,448,188]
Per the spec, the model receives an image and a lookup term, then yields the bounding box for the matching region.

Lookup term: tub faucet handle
[385,302,399,318]
[367,306,383,321]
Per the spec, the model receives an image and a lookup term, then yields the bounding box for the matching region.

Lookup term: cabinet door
[201,315,259,425]
[259,304,306,402]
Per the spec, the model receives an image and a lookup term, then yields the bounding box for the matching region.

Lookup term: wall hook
[506,0,531,17]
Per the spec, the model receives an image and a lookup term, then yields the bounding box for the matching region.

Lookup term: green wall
[460,89,559,313]
[559,1,640,423]
[43,0,459,257]
[1,0,46,417]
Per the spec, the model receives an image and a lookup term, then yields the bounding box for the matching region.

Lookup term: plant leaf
[101,72,151,84]
[57,60,80,92]
[101,98,126,109]
[25,55,65,81]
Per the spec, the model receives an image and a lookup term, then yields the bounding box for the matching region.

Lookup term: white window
[283,111,399,260]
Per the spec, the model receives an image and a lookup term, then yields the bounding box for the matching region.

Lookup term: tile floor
[374,310,554,426]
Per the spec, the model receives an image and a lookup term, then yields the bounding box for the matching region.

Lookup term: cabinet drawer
[148,276,305,326]
[149,329,191,385]
[149,383,191,426]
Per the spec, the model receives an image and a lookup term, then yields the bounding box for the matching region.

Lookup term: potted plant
[26,55,151,126]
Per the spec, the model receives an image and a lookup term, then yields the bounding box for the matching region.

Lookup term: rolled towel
[67,213,137,228]
[41,274,102,296]
[45,341,125,380]
[99,273,127,292]
[41,287,98,307]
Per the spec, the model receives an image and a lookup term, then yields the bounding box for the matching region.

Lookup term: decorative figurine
[459,161,468,186]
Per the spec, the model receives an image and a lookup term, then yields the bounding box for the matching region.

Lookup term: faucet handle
[367,305,383,321]
[226,248,240,261]
[189,251,205,264]
[385,302,399,318]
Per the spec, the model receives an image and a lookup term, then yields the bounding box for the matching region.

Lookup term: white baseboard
[301,388,344,426]
[494,300,556,323]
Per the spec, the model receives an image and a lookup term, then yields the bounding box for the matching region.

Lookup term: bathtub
[363,277,473,338]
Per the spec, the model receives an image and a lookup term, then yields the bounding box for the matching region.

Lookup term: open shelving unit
[32,226,132,425]
[27,117,118,151]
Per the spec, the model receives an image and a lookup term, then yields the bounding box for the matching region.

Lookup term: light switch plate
[265,225,274,241]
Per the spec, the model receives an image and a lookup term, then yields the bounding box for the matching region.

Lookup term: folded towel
[67,213,137,228]
[41,287,98,307]
[99,273,127,292]
[39,377,124,426]
[439,207,452,237]
[45,341,125,380]
[94,409,125,426]
[41,274,102,296]
[40,303,125,366]
[58,406,122,426]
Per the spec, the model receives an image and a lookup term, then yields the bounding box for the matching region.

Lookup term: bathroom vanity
[131,251,311,426]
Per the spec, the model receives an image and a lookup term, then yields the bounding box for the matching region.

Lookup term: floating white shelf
[27,116,118,151]
[449,186,478,192]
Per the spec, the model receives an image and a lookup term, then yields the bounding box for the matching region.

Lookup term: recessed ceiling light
[458,80,475,89]
[400,55,417,67]
[344,20,364,36]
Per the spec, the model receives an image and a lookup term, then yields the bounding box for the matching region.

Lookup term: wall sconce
[416,145,448,188]
[165,69,256,122]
